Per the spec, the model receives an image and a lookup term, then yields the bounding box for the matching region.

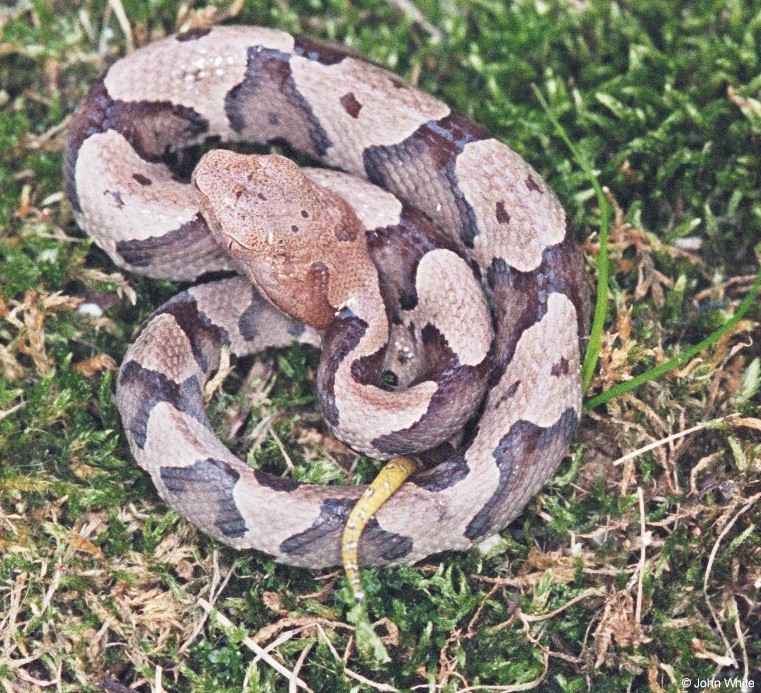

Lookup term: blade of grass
[584,266,761,410]
[531,85,609,392]
[533,85,760,412]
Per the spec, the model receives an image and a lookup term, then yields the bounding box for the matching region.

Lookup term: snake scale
[64,25,590,571]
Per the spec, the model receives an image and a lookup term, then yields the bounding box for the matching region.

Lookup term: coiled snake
[64,26,590,598]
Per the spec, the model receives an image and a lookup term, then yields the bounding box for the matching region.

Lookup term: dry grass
[1,0,759,691]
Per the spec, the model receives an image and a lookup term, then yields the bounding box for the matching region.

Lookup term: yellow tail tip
[341,456,418,605]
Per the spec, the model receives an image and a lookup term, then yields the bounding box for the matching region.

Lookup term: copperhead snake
[63,26,590,591]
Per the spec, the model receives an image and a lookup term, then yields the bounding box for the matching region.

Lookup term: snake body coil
[64,26,589,568]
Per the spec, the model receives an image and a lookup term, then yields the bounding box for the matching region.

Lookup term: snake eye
[381,370,398,386]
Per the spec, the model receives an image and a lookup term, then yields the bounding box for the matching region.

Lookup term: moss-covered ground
[1,1,759,690]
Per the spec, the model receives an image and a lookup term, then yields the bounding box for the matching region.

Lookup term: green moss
[1,0,759,690]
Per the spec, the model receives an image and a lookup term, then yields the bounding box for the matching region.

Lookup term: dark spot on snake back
[340,92,362,118]
[526,174,543,193]
[550,356,570,376]
[495,200,510,224]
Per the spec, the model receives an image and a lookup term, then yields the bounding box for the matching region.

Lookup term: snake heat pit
[64,26,590,597]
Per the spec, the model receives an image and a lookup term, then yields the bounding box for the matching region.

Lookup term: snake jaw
[223,233,248,255]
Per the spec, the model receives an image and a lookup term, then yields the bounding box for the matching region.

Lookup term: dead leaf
[73,353,118,377]
[731,417,761,432]
[690,637,737,666]
[594,590,651,667]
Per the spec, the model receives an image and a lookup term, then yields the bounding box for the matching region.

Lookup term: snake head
[193,149,374,330]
